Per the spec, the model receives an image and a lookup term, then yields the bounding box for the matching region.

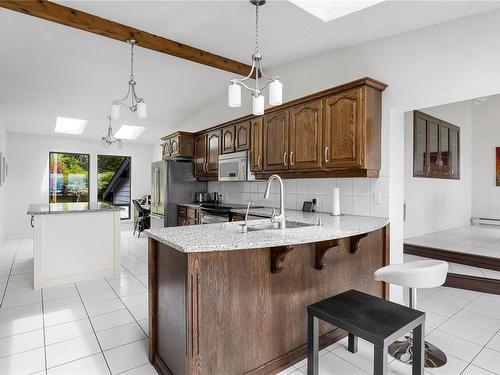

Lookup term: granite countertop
[146,208,389,253]
[27,202,123,215]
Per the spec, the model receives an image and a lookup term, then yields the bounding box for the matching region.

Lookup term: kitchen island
[146,210,389,375]
[28,202,122,289]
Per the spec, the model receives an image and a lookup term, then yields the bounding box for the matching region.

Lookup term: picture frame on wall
[0,152,3,186]
[496,147,500,187]
[1,155,6,183]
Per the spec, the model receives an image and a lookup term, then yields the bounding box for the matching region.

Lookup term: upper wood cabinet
[250,118,263,172]
[235,121,251,151]
[289,100,323,170]
[194,133,208,177]
[161,132,194,159]
[413,111,460,179]
[263,109,289,171]
[221,125,236,154]
[206,130,221,176]
[323,88,363,169]
[174,78,386,180]
[194,130,220,180]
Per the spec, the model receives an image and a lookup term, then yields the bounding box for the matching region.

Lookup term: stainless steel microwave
[218,151,254,182]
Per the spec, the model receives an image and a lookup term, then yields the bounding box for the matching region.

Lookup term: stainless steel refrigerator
[150,159,206,228]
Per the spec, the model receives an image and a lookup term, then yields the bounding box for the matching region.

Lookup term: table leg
[307,314,319,375]
[412,323,425,375]
[374,344,388,375]
[348,333,358,353]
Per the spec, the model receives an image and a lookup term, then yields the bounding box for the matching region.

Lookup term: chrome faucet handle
[244,201,253,225]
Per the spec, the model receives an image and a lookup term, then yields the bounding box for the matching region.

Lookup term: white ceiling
[2,1,500,144]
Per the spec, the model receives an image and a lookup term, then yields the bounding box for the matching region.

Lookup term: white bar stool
[374,260,449,368]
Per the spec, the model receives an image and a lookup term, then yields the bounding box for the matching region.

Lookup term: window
[97,155,131,220]
[49,152,90,203]
[413,111,460,179]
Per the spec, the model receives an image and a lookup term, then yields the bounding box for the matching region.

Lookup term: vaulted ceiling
[2,1,500,144]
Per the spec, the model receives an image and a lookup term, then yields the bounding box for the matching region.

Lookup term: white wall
[0,119,7,245]
[6,132,153,239]
[471,94,500,220]
[404,101,472,239]
[164,9,500,301]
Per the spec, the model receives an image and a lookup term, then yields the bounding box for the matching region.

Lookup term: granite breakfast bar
[146,211,389,375]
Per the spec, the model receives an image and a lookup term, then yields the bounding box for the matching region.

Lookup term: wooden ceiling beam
[0,0,253,76]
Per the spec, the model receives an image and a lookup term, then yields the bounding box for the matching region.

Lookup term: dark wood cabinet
[221,125,236,154]
[179,78,385,180]
[263,109,289,171]
[194,130,219,180]
[289,100,323,170]
[177,205,200,226]
[161,132,194,159]
[235,121,251,151]
[323,88,363,169]
[194,134,207,177]
[413,111,460,179]
[206,130,220,176]
[250,118,263,172]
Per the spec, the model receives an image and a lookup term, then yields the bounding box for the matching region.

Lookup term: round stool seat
[374,260,448,289]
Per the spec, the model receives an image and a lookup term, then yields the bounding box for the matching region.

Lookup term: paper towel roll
[332,188,340,216]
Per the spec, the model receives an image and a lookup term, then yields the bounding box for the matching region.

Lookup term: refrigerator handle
[156,167,161,206]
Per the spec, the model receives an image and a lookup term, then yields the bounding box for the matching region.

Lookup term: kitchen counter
[145,210,388,253]
[147,209,389,375]
[27,202,122,215]
[27,202,121,289]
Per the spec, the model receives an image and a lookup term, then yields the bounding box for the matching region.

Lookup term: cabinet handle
[290,151,294,166]
[204,162,208,173]
[324,146,329,163]
[257,155,261,168]
[283,152,288,167]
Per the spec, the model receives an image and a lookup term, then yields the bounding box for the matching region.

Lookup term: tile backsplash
[208,177,389,218]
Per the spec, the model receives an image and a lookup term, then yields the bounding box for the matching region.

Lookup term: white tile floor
[0,231,499,374]
[405,225,500,280]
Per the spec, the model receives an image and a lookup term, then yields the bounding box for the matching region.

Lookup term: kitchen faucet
[263,174,286,229]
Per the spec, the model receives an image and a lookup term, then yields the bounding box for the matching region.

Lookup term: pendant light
[111,39,147,120]
[101,116,122,149]
[228,0,282,115]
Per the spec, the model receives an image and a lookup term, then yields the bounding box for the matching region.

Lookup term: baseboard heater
[470,217,500,226]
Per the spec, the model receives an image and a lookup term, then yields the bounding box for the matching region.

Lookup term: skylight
[114,125,146,140]
[289,0,385,22]
[54,116,87,135]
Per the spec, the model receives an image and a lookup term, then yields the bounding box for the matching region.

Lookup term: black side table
[307,289,425,375]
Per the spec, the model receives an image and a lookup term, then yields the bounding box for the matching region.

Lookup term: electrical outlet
[373,192,382,205]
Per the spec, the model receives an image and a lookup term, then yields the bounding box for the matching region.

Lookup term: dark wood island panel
[149,225,389,375]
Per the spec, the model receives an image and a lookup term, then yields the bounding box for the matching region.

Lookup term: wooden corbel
[315,240,339,270]
[270,246,294,273]
[349,233,369,254]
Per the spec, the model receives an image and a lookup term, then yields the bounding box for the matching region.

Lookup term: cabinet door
[263,109,289,171]
[170,135,180,156]
[235,121,251,151]
[289,100,322,170]
[449,129,459,178]
[162,141,170,160]
[194,134,207,176]
[206,130,220,176]
[323,88,363,169]
[250,118,263,172]
[221,125,236,154]
[413,114,427,177]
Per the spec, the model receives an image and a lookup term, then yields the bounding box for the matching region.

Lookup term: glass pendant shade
[228,83,241,107]
[111,103,120,120]
[137,101,147,119]
[269,80,283,106]
[252,94,264,116]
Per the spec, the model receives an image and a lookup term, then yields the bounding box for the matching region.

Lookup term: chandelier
[101,116,122,147]
[228,0,282,115]
[111,39,147,120]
